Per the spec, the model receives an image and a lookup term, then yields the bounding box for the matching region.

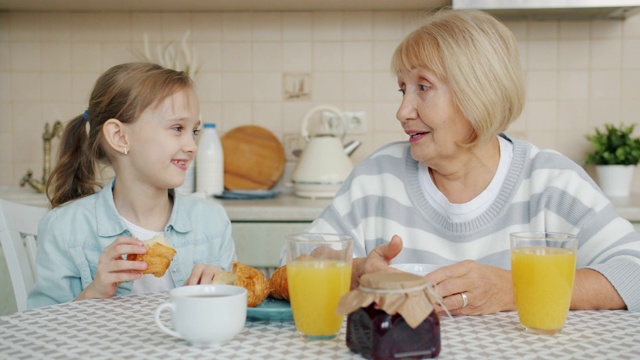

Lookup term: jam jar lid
[337,272,436,329]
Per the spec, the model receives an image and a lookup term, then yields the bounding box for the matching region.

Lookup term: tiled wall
[1,10,639,191]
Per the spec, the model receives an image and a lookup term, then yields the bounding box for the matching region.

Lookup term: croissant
[126,235,176,278]
[269,265,289,301]
[212,262,269,307]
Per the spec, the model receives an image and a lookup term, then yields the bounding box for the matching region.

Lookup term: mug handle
[155,302,181,339]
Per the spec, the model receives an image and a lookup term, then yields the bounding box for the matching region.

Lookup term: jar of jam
[336,272,440,359]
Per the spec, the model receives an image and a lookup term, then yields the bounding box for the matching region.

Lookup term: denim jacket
[28,179,236,309]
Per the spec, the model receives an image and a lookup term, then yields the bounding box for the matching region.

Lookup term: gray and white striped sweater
[307,135,640,311]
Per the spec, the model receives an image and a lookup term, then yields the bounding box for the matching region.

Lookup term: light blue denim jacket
[28,179,236,309]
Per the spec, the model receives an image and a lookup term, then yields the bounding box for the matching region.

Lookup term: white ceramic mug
[155,284,247,347]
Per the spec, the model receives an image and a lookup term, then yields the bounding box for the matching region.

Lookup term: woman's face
[396,68,474,167]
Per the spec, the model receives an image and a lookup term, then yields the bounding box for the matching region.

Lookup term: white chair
[0,199,48,312]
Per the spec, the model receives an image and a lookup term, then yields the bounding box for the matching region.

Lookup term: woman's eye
[398,88,406,96]
[172,126,183,133]
[419,84,429,91]
[193,129,201,136]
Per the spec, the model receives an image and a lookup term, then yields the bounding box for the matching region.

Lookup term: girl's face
[395,68,474,167]
[125,88,200,191]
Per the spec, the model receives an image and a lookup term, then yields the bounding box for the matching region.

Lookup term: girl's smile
[170,158,190,171]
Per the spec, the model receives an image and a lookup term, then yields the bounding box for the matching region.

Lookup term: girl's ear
[103,119,129,155]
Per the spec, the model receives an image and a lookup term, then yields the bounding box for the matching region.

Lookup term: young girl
[28,63,235,308]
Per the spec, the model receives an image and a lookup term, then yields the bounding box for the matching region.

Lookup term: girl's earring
[124,148,128,155]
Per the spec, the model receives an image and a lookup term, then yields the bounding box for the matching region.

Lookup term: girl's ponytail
[46,113,99,208]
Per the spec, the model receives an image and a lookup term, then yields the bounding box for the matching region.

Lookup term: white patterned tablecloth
[0,292,639,359]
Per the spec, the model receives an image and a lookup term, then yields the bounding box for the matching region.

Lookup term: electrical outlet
[344,111,367,134]
[321,110,367,135]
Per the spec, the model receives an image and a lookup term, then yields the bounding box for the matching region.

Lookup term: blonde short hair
[392,10,524,146]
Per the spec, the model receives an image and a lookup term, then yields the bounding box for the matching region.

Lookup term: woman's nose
[396,96,417,123]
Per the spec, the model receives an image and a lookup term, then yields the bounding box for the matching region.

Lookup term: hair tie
[83,109,89,122]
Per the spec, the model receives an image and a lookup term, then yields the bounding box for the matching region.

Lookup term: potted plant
[584,123,640,197]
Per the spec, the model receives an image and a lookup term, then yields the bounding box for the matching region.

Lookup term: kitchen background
[1,8,640,192]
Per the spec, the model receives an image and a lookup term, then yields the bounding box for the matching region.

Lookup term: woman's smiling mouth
[407,131,429,143]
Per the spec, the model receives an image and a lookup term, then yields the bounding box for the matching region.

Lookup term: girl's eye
[193,128,201,136]
[419,84,429,91]
[398,88,406,96]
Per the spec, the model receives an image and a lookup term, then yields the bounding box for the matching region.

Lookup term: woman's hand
[183,263,224,285]
[425,260,515,316]
[351,235,403,288]
[76,236,147,301]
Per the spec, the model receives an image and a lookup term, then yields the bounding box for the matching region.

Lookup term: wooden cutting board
[220,125,286,190]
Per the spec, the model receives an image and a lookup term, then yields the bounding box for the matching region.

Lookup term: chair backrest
[0,199,48,312]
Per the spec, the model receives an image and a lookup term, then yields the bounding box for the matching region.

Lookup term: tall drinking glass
[286,233,353,340]
[510,232,578,335]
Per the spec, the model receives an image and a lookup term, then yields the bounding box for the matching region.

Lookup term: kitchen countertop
[1,187,639,223]
[0,187,332,222]
[608,194,640,223]
[214,195,331,222]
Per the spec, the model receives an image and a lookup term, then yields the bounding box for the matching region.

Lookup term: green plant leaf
[584,123,640,165]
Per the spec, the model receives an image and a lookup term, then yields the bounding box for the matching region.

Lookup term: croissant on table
[269,265,289,301]
[212,262,270,307]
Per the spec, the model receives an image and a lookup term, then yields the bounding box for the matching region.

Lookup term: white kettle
[292,105,359,198]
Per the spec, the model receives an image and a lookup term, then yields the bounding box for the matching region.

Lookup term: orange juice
[287,259,352,338]
[511,247,576,332]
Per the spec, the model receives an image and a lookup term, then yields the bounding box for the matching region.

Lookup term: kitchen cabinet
[216,195,330,268]
[232,222,310,268]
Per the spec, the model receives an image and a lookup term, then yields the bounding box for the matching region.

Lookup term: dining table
[0,291,638,359]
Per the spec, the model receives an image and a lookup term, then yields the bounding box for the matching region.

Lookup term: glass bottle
[196,123,224,196]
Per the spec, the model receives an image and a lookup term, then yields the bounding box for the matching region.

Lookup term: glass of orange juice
[510,232,578,335]
[286,233,353,340]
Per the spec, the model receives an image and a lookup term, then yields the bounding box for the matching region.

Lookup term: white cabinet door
[232,222,311,268]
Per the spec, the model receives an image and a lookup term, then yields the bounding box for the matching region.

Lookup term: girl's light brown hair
[392,9,524,146]
[47,62,194,208]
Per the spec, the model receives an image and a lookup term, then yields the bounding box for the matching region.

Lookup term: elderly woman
[306,9,640,315]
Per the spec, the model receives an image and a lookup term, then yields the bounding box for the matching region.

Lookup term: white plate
[390,263,442,276]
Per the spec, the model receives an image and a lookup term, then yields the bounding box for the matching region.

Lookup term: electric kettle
[292,105,360,198]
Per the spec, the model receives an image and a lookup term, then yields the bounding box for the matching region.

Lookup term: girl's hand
[425,260,515,316]
[183,263,224,285]
[351,235,403,288]
[76,236,147,301]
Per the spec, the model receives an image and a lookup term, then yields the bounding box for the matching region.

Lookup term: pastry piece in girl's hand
[126,235,176,278]
[212,262,269,307]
